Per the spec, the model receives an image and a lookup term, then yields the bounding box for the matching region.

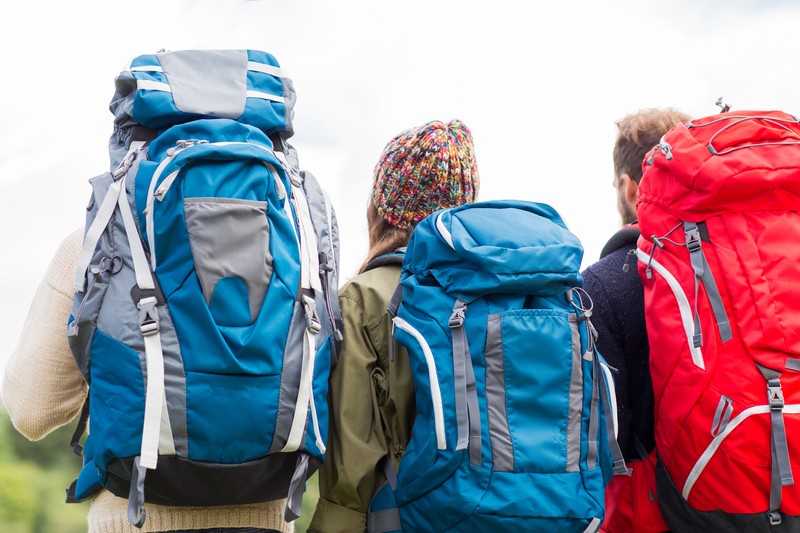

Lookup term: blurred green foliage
[0,411,88,532]
[0,410,321,532]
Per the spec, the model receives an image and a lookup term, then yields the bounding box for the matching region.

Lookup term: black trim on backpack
[103,452,321,507]
[600,225,641,259]
[130,125,158,145]
[70,398,91,456]
[656,454,798,532]
[364,249,406,272]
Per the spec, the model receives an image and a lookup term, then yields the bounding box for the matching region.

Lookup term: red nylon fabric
[637,110,800,516]
[601,451,667,533]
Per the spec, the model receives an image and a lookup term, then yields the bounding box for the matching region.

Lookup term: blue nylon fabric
[392,201,611,531]
[74,437,102,501]
[130,119,301,462]
[302,336,333,459]
[184,371,281,463]
[168,271,294,376]
[404,201,584,302]
[208,277,252,327]
[502,308,574,472]
[129,50,287,134]
[87,330,145,473]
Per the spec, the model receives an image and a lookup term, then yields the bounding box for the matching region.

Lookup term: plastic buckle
[685,231,702,253]
[769,385,785,411]
[769,511,782,525]
[302,294,321,334]
[448,309,465,329]
[137,297,160,337]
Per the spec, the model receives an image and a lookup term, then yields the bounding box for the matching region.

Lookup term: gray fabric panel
[586,351,600,470]
[464,347,481,466]
[184,198,272,323]
[269,300,307,453]
[282,77,297,139]
[159,50,248,118]
[596,355,627,474]
[566,316,583,473]
[302,169,342,338]
[484,314,514,472]
[451,302,470,451]
[109,70,138,171]
[302,169,338,284]
[367,508,402,533]
[711,396,733,436]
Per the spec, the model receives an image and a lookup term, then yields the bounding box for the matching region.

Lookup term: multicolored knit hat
[372,119,479,230]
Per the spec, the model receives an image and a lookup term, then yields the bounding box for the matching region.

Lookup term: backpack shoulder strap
[363,248,406,272]
[600,225,641,259]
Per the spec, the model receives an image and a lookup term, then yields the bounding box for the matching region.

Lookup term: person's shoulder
[341,265,402,303]
[44,228,84,296]
[599,225,640,259]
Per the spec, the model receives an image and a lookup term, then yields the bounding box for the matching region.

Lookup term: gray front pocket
[184,197,272,325]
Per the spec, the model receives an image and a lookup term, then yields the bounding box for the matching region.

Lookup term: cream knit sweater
[2,229,293,533]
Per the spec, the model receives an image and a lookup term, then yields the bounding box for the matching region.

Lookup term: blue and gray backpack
[369,200,626,532]
[65,49,341,528]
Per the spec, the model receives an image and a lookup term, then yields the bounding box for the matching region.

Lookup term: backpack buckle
[768,381,785,411]
[449,303,466,329]
[769,511,782,525]
[302,294,321,334]
[137,297,160,337]
[685,229,702,253]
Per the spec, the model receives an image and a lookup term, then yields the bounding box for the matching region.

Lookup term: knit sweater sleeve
[2,229,88,440]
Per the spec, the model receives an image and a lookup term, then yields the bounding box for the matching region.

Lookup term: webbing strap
[759,365,794,525]
[450,301,469,452]
[582,517,602,533]
[596,355,628,475]
[284,453,309,522]
[587,350,600,469]
[127,456,147,528]
[70,398,90,456]
[138,297,165,470]
[74,178,124,292]
[449,300,481,465]
[74,138,143,292]
[367,508,402,533]
[683,222,733,347]
[281,300,318,453]
[381,455,397,490]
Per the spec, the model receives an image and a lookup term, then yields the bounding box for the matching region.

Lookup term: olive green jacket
[308,264,415,533]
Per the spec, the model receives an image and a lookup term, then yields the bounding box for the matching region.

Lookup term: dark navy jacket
[582,226,655,459]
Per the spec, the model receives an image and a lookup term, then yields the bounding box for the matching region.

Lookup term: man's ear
[624,173,639,206]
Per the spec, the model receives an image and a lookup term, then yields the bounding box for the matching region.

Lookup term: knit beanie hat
[372,119,479,230]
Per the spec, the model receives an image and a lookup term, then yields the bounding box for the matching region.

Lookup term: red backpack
[637,110,800,531]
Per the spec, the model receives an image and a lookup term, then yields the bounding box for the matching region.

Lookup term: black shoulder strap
[363,248,406,273]
[600,225,641,259]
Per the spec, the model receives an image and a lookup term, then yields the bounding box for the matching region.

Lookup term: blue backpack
[370,200,625,532]
[66,50,341,528]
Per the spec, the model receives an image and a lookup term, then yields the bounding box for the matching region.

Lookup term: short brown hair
[613,108,691,184]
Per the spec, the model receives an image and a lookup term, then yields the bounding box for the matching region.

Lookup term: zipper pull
[644,236,665,280]
[622,249,636,272]
[646,136,673,165]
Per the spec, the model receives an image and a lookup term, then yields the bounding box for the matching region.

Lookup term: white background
[2,0,800,374]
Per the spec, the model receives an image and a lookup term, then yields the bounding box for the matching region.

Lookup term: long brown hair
[357,200,413,274]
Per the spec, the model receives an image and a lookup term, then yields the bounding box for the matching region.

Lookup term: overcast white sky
[2,0,800,375]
